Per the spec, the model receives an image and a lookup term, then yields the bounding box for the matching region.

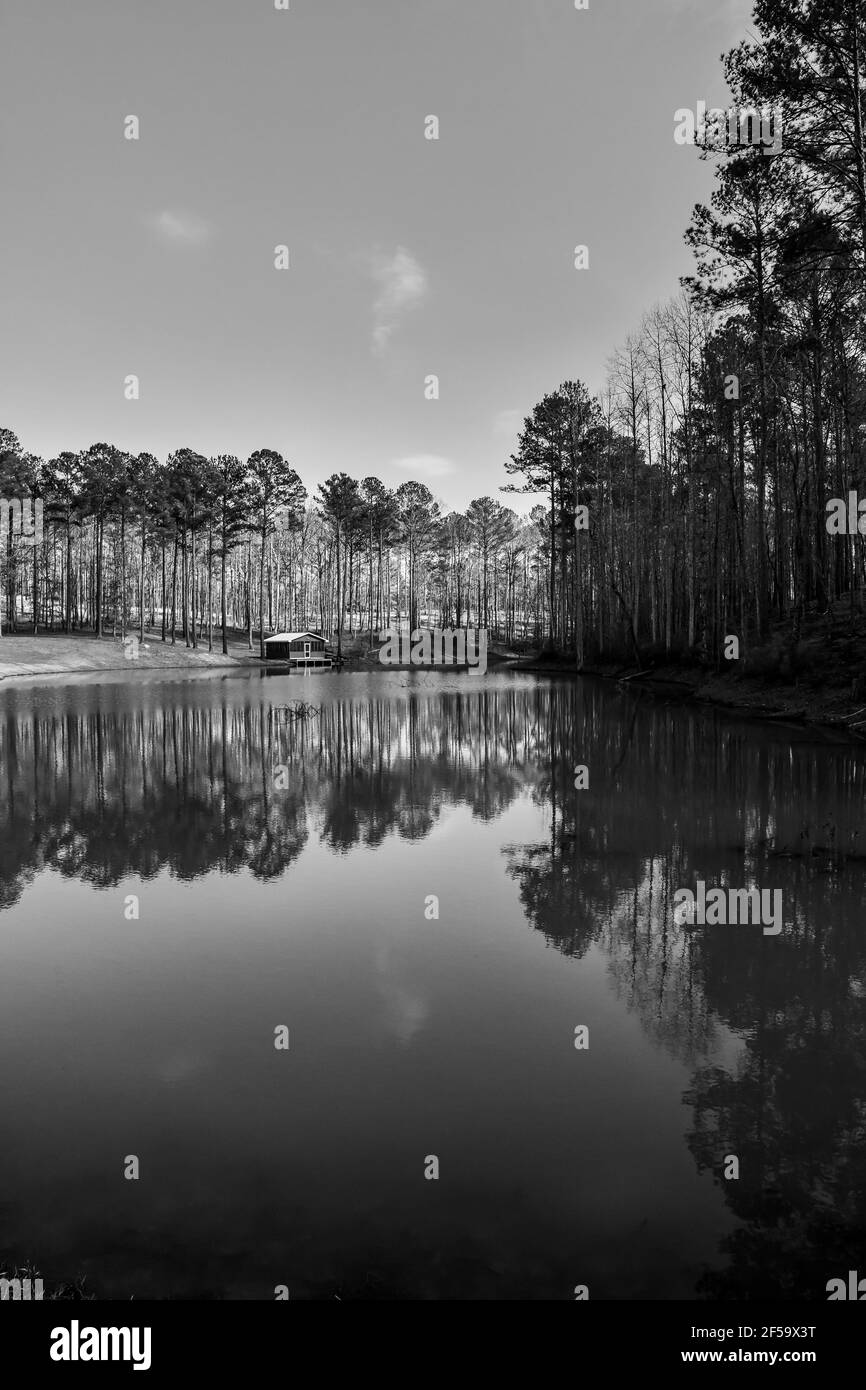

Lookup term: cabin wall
[264,637,326,659]
[264,640,329,660]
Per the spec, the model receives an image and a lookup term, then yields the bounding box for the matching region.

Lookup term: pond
[0,669,863,1299]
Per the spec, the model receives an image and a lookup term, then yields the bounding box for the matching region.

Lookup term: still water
[0,669,863,1300]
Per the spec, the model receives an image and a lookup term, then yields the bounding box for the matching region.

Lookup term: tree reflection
[2,676,865,1296]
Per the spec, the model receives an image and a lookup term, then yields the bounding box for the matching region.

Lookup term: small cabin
[263,631,331,666]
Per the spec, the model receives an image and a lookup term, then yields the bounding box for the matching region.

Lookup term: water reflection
[0,672,864,1298]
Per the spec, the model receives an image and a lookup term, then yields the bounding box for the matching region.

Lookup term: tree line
[503,0,866,667]
[2,0,864,667]
[0,435,536,657]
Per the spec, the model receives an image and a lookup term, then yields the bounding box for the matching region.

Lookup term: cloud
[392,454,455,479]
[370,247,428,354]
[152,210,212,246]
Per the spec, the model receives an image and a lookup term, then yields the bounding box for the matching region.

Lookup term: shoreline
[511,659,866,742]
[0,656,251,682]
[1,635,865,743]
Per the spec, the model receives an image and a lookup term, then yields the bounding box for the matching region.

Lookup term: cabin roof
[264,631,324,643]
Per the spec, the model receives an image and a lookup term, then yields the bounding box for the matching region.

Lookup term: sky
[0,0,755,513]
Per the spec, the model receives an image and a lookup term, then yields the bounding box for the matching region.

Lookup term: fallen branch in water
[270,701,322,720]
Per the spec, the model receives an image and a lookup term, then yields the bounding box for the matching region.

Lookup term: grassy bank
[0,630,255,682]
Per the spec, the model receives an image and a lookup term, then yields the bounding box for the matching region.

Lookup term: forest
[1,0,864,670]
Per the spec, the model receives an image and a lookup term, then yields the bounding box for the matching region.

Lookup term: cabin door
[304,641,311,661]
